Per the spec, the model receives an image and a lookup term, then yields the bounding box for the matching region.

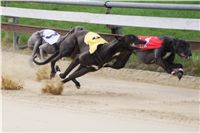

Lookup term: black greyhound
[33,28,145,81]
[105,36,192,80]
[54,34,145,88]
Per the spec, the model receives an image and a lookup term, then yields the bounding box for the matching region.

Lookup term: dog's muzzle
[180,53,192,60]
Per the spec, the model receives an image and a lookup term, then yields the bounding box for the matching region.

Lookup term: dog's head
[117,34,146,50]
[174,39,192,59]
[69,26,85,34]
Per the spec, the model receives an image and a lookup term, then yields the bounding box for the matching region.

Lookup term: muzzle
[180,53,192,60]
[131,40,146,48]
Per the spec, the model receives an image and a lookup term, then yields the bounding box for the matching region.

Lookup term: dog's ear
[37,30,43,37]
[70,27,76,34]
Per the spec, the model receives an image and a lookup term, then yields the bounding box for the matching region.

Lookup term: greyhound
[28,27,83,65]
[33,29,145,88]
[54,34,145,88]
[105,36,192,80]
[33,27,86,79]
[28,29,60,63]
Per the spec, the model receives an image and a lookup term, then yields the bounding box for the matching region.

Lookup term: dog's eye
[92,36,100,40]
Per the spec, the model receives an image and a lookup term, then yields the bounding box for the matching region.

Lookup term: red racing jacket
[136,36,164,50]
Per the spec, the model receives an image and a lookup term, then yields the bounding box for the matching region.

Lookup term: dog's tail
[18,45,28,49]
[33,51,59,65]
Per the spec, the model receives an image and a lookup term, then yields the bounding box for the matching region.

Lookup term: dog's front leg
[163,53,184,80]
[55,65,81,89]
[104,52,131,69]
[155,57,173,73]
[104,60,126,69]
[59,57,80,79]
[154,49,174,73]
[155,58,183,80]
[62,66,96,88]
[169,63,184,80]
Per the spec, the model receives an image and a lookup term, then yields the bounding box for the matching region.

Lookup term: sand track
[1,51,200,132]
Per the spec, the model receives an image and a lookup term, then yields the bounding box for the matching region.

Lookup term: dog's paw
[103,63,112,68]
[75,82,81,89]
[177,71,183,80]
[171,68,184,80]
[55,66,64,79]
[50,73,56,79]
[55,65,60,72]
[59,73,66,79]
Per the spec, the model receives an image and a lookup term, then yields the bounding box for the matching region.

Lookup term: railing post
[13,17,20,49]
[2,1,8,6]
[3,1,21,49]
[105,1,123,35]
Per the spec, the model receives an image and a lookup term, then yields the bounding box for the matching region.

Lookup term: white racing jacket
[42,29,61,45]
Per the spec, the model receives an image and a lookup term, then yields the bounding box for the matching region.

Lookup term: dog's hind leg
[50,53,63,79]
[29,40,41,65]
[104,52,131,69]
[39,43,49,60]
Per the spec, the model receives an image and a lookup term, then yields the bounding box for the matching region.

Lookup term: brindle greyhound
[54,34,145,88]
[28,27,83,64]
[33,27,85,78]
[104,36,192,80]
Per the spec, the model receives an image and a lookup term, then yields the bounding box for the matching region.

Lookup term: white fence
[1,7,200,31]
[10,0,200,10]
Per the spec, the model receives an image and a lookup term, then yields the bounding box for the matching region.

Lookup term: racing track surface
[1,51,200,132]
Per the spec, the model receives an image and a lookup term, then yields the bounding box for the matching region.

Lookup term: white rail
[1,7,200,31]
[8,0,200,10]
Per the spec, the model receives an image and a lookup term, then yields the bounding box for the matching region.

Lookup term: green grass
[1,1,200,76]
